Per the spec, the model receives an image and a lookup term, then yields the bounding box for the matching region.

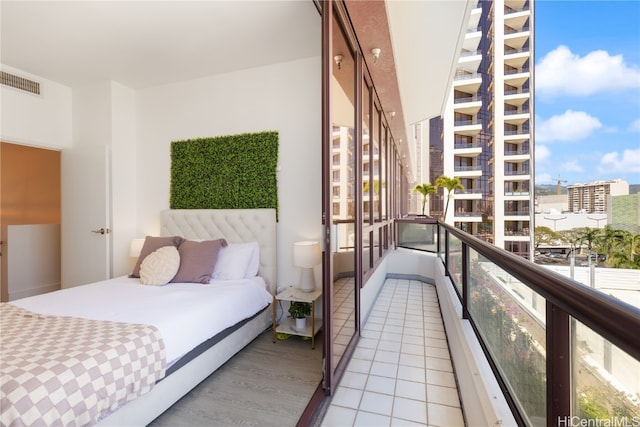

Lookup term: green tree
[578,227,601,253]
[413,183,438,216]
[534,226,560,251]
[606,232,640,269]
[596,226,625,257]
[435,175,464,220]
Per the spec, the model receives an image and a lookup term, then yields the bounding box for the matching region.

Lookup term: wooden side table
[272,287,322,349]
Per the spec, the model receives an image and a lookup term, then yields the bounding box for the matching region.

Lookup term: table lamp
[293,241,321,292]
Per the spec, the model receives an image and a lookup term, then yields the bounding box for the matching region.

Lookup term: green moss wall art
[170,131,279,218]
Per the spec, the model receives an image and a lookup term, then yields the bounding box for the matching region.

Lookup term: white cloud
[629,118,640,132]
[536,144,551,161]
[561,160,583,173]
[597,148,640,174]
[536,110,602,142]
[536,45,640,96]
[536,173,553,184]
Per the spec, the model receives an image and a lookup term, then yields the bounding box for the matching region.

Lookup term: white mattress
[10,276,273,364]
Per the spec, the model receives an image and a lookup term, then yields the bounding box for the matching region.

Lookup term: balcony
[455,188,484,199]
[505,169,530,176]
[504,148,529,155]
[504,209,531,216]
[453,165,483,178]
[380,219,640,426]
[453,143,482,158]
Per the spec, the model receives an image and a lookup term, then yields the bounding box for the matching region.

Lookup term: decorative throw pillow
[212,242,259,280]
[139,246,180,286]
[130,235,185,278]
[171,238,228,283]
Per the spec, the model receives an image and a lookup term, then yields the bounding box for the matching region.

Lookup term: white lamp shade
[129,238,146,258]
[293,241,321,267]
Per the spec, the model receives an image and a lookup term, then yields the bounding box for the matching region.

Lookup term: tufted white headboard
[159,209,277,295]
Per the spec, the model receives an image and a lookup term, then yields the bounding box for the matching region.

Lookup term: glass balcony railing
[454,119,482,126]
[454,96,480,104]
[505,108,530,115]
[454,72,481,81]
[455,165,483,172]
[455,141,483,149]
[395,218,640,426]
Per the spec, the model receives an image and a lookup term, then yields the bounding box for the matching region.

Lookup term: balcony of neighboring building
[454,156,483,178]
[453,199,484,221]
[468,2,481,28]
[504,112,530,133]
[504,122,530,141]
[503,48,530,74]
[463,22,481,51]
[453,178,483,201]
[453,112,483,133]
[504,159,531,181]
[504,140,529,155]
[453,135,483,158]
[453,100,482,117]
[458,48,482,72]
[503,219,530,238]
[504,1,530,30]
[504,63,530,89]
[504,22,530,49]
[504,180,530,198]
[453,70,482,94]
[504,200,531,218]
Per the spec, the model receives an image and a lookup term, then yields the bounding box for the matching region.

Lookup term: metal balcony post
[461,242,469,319]
[547,302,571,426]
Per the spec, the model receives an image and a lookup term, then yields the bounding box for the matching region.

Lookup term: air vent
[1,71,41,95]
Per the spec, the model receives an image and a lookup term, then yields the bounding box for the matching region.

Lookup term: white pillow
[212,242,259,280]
[140,246,180,285]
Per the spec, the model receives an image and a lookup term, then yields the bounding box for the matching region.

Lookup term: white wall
[7,224,61,300]
[2,55,320,289]
[535,212,607,231]
[110,82,138,277]
[0,65,73,148]
[135,57,322,289]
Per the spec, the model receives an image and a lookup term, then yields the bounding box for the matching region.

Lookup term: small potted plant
[288,301,311,330]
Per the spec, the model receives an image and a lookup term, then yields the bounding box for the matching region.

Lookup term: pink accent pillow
[171,239,228,284]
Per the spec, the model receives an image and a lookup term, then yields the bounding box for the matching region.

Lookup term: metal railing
[395,218,640,426]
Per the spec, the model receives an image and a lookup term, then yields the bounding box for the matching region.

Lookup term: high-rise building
[568,179,629,213]
[421,0,534,259]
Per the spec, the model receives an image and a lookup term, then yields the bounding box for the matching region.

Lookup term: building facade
[568,179,629,213]
[423,0,534,259]
[609,193,640,233]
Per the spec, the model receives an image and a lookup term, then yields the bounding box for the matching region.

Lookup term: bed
[1,208,277,427]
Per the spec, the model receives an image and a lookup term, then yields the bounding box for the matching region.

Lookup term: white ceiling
[1,0,470,179]
[0,1,321,89]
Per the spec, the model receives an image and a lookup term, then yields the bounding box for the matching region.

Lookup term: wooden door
[0,142,61,301]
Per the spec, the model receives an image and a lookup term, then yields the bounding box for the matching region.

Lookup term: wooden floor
[148,328,324,427]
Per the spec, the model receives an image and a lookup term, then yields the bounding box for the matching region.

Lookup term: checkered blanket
[0,303,166,427]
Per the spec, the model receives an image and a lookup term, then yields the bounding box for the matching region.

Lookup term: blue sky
[534,0,640,186]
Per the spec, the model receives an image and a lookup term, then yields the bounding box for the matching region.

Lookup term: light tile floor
[319,278,465,427]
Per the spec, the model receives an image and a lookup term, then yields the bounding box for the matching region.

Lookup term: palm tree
[578,227,600,253]
[435,175,464,221]
[413,183,437,216]
[596,225,626,260]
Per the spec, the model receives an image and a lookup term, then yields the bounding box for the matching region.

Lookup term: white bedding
[10,276,273,364]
